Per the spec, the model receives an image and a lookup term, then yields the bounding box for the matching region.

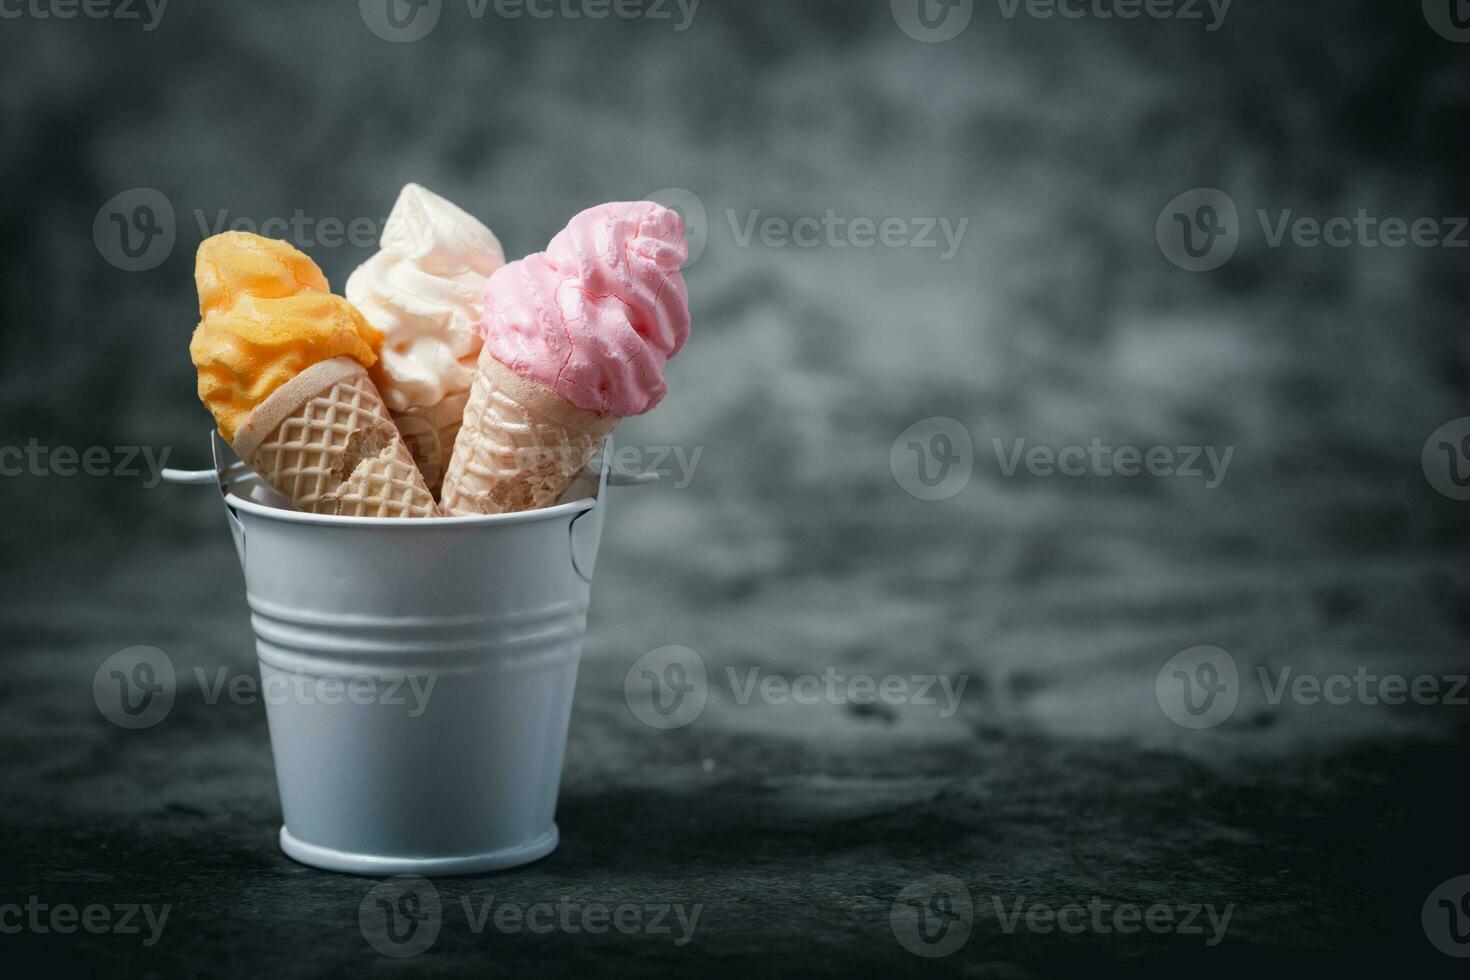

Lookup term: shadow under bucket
[172,434,623,876]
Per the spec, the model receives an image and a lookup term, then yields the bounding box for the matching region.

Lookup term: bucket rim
[224,474,597,529]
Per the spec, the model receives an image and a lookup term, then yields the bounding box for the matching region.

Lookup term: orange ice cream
[189,232,381,442]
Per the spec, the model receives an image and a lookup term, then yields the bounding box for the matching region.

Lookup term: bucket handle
[162,433,653,573]
[160,448,661,490]
[157,433,250,567]
[205,432,249,567]
[569,441,617,584]
[163,433,646,584]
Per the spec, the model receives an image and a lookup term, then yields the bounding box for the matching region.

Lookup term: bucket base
[278,825,560,877]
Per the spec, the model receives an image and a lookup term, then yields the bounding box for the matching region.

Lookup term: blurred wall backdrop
[2,1,1469,760]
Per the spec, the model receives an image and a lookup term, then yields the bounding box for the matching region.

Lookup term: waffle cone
[440,350,618,516]
[390,389,470,500]
[232,357,437,518]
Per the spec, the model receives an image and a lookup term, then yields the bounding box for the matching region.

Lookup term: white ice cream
[346,183,505,412]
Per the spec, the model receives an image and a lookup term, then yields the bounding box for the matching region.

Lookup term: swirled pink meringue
[482,201,690,418]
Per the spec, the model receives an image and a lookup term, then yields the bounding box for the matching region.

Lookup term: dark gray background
[2,0,1469,975]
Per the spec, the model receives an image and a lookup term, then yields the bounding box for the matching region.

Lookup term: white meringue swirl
[346,183,505,412]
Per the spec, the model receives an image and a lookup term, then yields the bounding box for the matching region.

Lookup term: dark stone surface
[2,516,1468,976]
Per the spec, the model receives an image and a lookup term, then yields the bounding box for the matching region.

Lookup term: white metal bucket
[165,434,633,876]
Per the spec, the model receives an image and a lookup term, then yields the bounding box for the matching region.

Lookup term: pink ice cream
[481,201,690,418]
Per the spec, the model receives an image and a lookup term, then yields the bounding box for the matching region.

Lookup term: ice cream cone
[441,200,690,515]
[233,357,437,518]
[440,349,617,516]
[346,183,505,502]
[390,390,470,498]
